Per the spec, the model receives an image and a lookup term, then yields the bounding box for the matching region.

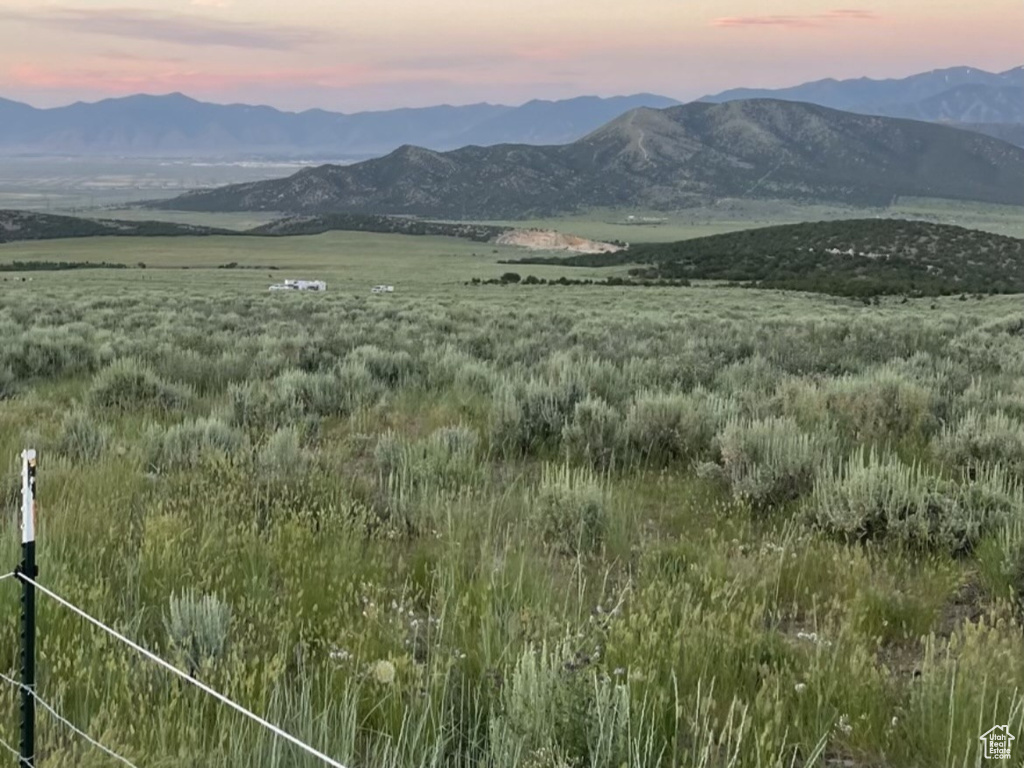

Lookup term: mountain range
[703,66,1024,146]
[149,99,1024,219]
[0,93,679,159]
[1,65,1021,159]
[703,66,1023,121]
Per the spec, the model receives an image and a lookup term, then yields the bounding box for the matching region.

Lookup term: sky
[1,0,1021,112]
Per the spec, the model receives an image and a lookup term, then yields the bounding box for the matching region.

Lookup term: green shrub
[932,410,1024,477]
[809,451,1020,554]
[348,344,418,388]
[230,365,380,438]
[0,364,15,399]
[375,425,481,493]
[823,369,937,446]
[715,416,831,512]
[487,639,599,767]
[257,427,308,481]
[562,397,622,470]
[624,389,736,467]
[531,465,606,555]
[55,409,108,463]
[146,417,246,473]
[88,358,191,413]
[164,590,232,675]
[490,378,585,457]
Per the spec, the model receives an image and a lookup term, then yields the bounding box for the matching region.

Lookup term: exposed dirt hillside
[495,229,623,254]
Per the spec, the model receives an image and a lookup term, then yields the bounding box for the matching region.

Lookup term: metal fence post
[17,449,38,767]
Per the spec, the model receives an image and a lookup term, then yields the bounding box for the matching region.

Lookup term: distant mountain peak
[700,65,1024,131]
[149,98,1024,219]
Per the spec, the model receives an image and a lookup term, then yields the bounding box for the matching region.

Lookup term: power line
[0,671,139,768]
[16,574,348,768]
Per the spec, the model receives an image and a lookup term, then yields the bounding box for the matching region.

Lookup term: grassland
[0,231,625,290]
[0,156,314,213]
[482,198,1024,244]
[1,229,1024,767]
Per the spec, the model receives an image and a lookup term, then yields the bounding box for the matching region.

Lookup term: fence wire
[17,574,348,768]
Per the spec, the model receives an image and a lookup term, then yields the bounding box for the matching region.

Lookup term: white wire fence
[0,670,139,768]
[1,573,349,768]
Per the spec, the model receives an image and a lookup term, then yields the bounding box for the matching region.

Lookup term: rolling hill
[0,92,679,159]
[505,219,1024,297]
[149,99,1024,219]
[0,210,230,243]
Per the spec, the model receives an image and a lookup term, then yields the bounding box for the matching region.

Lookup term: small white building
[370,285,394,294]
[269,279,326,292]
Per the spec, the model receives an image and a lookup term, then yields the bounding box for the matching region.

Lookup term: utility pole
[17,449,37,768]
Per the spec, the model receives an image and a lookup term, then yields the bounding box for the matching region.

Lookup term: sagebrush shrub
[488,639,597,767]
[531,465,606,555]
[0,364,17,400]
[55,409,108,463]
[88,358,190,412]
[932,410,1024,477]
[562,397,622,470]
[146,417,246,472]
[491,378,585,457]
[624,389,736,467]
[375,425,480,493]
[257,427,307,481]
[822,369,938,446]
[810,451,1020,554]
[164,590,232,675]
[715,416,831,512]
[348,344,418,388]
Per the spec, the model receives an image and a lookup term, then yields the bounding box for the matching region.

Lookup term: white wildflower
[836,713,852,735]
[372,659,396,685]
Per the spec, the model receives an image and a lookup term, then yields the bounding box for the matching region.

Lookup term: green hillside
[506,219,1024,297]
[0,209,231,243]
[249,213,509,241]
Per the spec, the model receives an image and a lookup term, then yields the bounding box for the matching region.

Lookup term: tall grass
[0,284,1022,766]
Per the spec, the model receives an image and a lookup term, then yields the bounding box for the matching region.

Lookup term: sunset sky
[1,0,1021,112]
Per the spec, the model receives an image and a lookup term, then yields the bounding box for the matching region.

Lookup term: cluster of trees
[506,219,1024,298]
[0,260,128,272]
[217,263,280,270]
[0,211,228,244]
[250,213,509,242]
[469,272,691,287]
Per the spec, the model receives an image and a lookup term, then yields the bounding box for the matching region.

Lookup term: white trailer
[269,279,326,292]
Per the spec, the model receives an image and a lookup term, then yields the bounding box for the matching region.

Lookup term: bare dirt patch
[495,228,624,254]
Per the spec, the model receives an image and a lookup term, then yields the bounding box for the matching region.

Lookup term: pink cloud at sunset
[0,0,1020,111]
[712,9,879,29]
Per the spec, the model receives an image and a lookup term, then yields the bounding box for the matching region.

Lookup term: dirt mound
[495,229,624,254]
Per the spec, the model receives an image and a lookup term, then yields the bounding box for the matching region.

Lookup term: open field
[481,199,1024,244]
[2,232,1024,766]
[0,231,628,289]
[96,199,1024,245]
[0,156,321,213]
[96,208,283,232]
